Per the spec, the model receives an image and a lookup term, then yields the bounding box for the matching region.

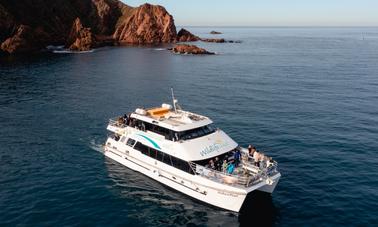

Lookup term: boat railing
[108,117,126,128]
[239,147,278,175]
[188,161,275,188]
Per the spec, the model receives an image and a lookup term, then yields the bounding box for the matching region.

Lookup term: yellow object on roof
[147,107,169,117]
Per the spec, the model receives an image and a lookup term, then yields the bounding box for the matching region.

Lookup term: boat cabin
[124,104,217,142]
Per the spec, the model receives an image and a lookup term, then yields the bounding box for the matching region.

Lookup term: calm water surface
[1,27,378,226]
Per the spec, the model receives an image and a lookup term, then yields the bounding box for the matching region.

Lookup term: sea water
[1,27,377,226]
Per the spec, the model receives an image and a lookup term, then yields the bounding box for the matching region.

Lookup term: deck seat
[147,107,170,117]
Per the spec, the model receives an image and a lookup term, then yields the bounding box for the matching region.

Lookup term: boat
[103,90,281,212]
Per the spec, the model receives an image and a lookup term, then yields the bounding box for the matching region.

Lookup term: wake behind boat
[103,91,281,212]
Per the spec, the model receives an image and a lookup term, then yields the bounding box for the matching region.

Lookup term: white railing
[109,117,126,128]
[188,159,277,188]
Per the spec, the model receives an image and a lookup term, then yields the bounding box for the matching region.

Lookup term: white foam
[89,139,104,154]
[53,49,95,54]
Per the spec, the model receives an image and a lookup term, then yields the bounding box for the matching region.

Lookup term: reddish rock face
[171,44,214,55]
[1,25,42,54]
[113,3,177,44]
[67,18,96,51]
[0,1,177,54]
[91,0,124,35]
[176,28,200,42]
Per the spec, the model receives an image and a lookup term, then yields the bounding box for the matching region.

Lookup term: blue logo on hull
[136,134,161,150]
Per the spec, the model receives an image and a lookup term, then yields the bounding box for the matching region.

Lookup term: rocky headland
[0,0,238,55]
[0,0,176,54]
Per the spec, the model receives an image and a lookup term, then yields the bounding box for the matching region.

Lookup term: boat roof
[130,105,213,132]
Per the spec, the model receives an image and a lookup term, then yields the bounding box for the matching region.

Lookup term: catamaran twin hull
[104,103,280,212]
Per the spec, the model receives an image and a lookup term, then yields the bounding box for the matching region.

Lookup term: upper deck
[130,104,213,132]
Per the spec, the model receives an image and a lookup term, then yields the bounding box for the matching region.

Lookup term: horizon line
[176,25,378,28]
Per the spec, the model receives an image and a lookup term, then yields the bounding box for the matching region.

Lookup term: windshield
[177,124,216,140]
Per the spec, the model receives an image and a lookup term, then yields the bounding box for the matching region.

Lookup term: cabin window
[177,124,216,141]
[120,136,126,143]
[133,142,194,175]
[156,149,163,161]
[149,148,157,159]
[171,155,194,174]
[145,122,171,140]
[130,118,174,140]
[126,138,136,147]
[134,142,149,155]
[162,152,173,166]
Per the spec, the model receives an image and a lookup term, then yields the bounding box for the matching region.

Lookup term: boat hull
[256,173,281,193]
[104,147,279,212]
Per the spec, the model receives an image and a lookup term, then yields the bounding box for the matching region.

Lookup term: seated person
[226,160,235,174]
[208,159,216,170]
[215,157,222,171]
[222,160,228,173]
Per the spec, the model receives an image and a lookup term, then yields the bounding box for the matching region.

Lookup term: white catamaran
[104,91,281,212]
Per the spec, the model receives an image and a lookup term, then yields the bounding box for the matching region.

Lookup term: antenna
[171,87,177,113]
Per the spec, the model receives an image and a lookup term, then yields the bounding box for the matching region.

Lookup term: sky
[122,0,378,26]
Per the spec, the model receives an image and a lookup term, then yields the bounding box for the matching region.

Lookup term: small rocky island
[170,44,214,55]
[210,31,222,34]
[0,0,237,56]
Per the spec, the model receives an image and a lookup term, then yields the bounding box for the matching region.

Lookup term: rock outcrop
[201,38,226,43]
[171,44,214,55]
[210,31,222,34]
[0,25,48,54]
[67,18,96,51]
[0,0,177,54]
[0,0,237,55]
[176,28,240,44]
[176,28,200,42]
[113,3,177,44]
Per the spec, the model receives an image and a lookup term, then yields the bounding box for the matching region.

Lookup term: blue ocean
[1,27,377,226]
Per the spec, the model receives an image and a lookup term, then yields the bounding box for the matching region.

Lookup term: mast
[171,87,178,113]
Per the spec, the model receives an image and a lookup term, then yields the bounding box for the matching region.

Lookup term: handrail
[188,160,277,188]
[109,117,126,128]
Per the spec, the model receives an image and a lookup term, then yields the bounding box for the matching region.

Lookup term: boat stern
[256,172,281,194]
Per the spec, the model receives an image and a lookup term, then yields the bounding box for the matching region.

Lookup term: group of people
[117,114,140,129]
[204,145,273,176]
[117,114,129,126]
[247,145,272,168]
[205,149,242,174]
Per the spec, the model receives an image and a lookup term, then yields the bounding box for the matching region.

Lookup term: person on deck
[253,150,260,167]
[226,160,235,174]
[248,145,253,153]
[222,160,228,173]
[249,146,256,156]
[234,149,241,167]
[208,159,216,170]
[215,157,222,171]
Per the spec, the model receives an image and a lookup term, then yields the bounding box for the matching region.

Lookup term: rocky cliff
[0,0,177,54]
[113,4,176,44]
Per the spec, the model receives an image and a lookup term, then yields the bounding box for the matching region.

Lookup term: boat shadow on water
[239,191,279,227]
